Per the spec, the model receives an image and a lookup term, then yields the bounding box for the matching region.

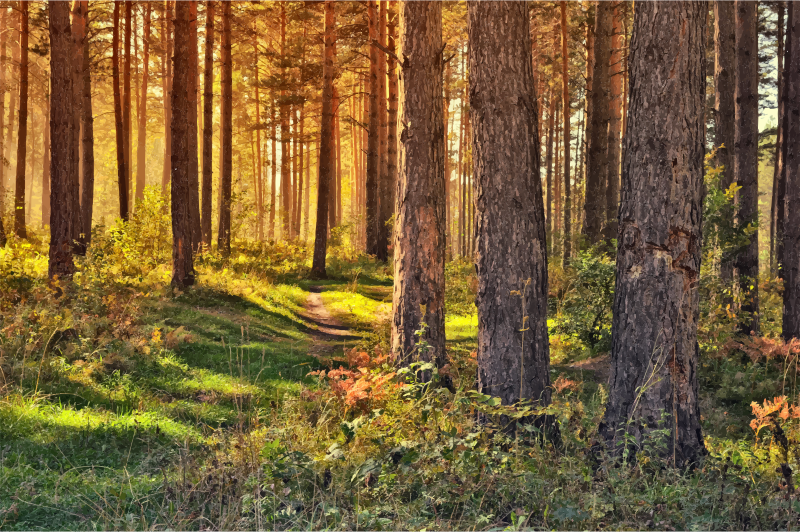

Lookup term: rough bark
[734,0,760,336]
[70,0,85,249]
[376,0,389,261]
[365,0,380,255]
[545,89,555,244]
[311,0,336,277]
[386,3,399,262]
[217,0,232,255]
[280,5,290,239]
[253,28,263,241]
[201,0,214,246]
[560,2,571,265]
[80,1,94,244]
[771,3,785,277]
[468,1,551,409]
[13,2,27,239]
[170,1,195,288]
[187,1,200,249]
[605,1,623,240]
[48,1,76,279]
[779,4,793,280]
[124,1,132,213]
[392,0,445,369]
[136,2,150,205]
[582,0,613,246]
[599,1,706,468]
[270,101,276,240]
[113,3,129,221]
[0,7,6,216]
[5,6,18,190]
[783,5,800,340]
[42,88,51,227]
[161,1,173,193]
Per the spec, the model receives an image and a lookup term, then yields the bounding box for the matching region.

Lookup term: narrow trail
[300,286,362,359]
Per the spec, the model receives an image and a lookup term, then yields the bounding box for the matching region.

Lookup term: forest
[1,0,800,530]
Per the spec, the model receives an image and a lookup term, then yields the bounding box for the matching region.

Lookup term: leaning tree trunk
[715,0,736,284]
[365,0,380,256]
[311,0,336,278]
[392,0,445,369]
[13,1,28,239]
[468,1,551,410]
[783,6,800,340]
[217,0,232,255]
[582,0,613,247]
[599,1,706,468]
[201,0,215,246]
[734,0,760,336]
[113,2,129,221]
[48,1,76,279]
[136,2,150,205]
[170,1,195,288]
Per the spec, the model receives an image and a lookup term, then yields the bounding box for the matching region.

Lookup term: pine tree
[13,1,28,239]
[217,0,232,255]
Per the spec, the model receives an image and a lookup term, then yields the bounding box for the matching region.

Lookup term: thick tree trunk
[560,2,571,265]
[734,1,760,336]
[715,0,736,284]
[217,0,232,254]
[392,0,445,369]
[81,13,94,244]
[13,2,27,239]
[783,6,800,340]
[468,1,551,410]
[187,1,200,249]
[365,0,380,255]
[772,4,785,277]
[201,0,214,246]
[136,3,151,205]
[605,1,623,240]
[48,1,76,279]
[113,3,129,221]
[311,0,336,277]
[171,1,195,288]
[582,0,613,246]
[599,1,706,468]
[161,1,173,193]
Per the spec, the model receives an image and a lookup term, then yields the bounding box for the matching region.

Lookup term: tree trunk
[311,0,336,277]
[545,89,555,245]
[171,1,195,288]
[468,1,551,410]
[13,1,28,239]
[136,2,151,205]
[366,0,380,255]
[599,1,706,467]
[253,29,263,241]
[0,7,6,218]
[5,6,18,191]
[386,2,399,258]
[270,100,277,240]
[161,1,173,193]
[392,0,445,369]
[605,1,624,240]
[734,1,760,336]
[42,87,51,227]
[217,0,232,254]
[376,1,389,261]
[279,5,290,239]
[113,3,129,221]
[772,3,785,277]
[783,5,800,340]
[296,106,304,236]
[582,0,613,246]
[560,2,571,265]
[81,9,94,245]
[48,1,76,279]
[201,0,214,246]
[70,0,86,250]
[187,1,200,249]
[124,1,132,213]
[778,4,793,281]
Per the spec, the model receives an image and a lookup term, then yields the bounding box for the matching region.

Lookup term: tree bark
[734,0,759,336]
[599,1,706,468]
[124,1,132,213]
[392,0,445,369]
[81,11,94,245]
[386,2,399,260]
[13,1,28,239]
[217,0,232,254]
[771,3,785,277]
[136,2,151,205]
[582,0,613,246]
[170,1,195,288]
[253,27,263,241]
[0,7,6,218]
[48,1,76,279]
[270,100,277,240]
[468,1,551,410]
[605,1,623,241]
[42,86,51,227]
[545,88,555,245]
[201,0,214,246]
[376,0,389,261]
[778,4,793,281]
[5,6,18,191]
[366,0,380,255]
[187,1,201,249]
[161,1,173,193]
[783,5,800,340]
[311,0,336,277]
[113,3,129,221]
[279,4,290,239]
[560,2,571,265]
[70,0,86,249]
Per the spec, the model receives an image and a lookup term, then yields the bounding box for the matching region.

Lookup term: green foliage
[445,258,477,317]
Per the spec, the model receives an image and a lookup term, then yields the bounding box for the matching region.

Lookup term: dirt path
[300,286,361,359]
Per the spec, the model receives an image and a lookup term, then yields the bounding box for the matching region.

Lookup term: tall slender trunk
[443,61,451,257]
[296,106,304,236]
[48,1,76,279]
[42,86,50,227]
[366,0,380,255]
[734,1,760,335]
[312,0,336,277]
[335,96,343,227]
[560,2,571,264]
[554,100,561,249]
[393,0,446,370]
[376,0,389,261]
[778,4,793,280]
[124,1,132,213]
[270,100,276,239]
[0,7,6,218]
[13,1,28,239]
[81,4,94,244]
[469,1,551,412]
[253,29,263,241]
[784,4,800,340]
[545,88,555,245]
[279,5,290,239]
[136,3,151,204]
[605,0,623,240]
[113,3,129,221]
[201,0,214,245]
[171,0,195,287]
[217,0,232,254]
[6,7,18,190]
[387,2,398,258]
[70,0,86,249]
[771,4,785,277]
[304,136,310,241]
[600,1,706,467]
[187,1,200,249]
[161,1,173,193]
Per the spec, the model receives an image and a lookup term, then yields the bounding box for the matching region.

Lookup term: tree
[376,1,389,261]
[161,1,173,193]
[366,0,380,256]
[188,1,201,249]
[113,2,129,221]
[0,6,7,224]
[13,1,28,239]
[70,0,87,251]
[124,1,132,212]
[778,4,793,282]
[599,1,706,467]
[311,0,335,278]
[560,1,571,265]
[468,1,551,409]
[136,2,151,205]
[217,0,232,255]
[48,1,76,279]
[783,5,800,340]
[201,0,215,246]
[170,1,195,288]
[42,87,50,227]
[80,0,94,245]
[734,0,759,336]
[392,0,445,369]
[605,1,624,239]
[771,3,785,276]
